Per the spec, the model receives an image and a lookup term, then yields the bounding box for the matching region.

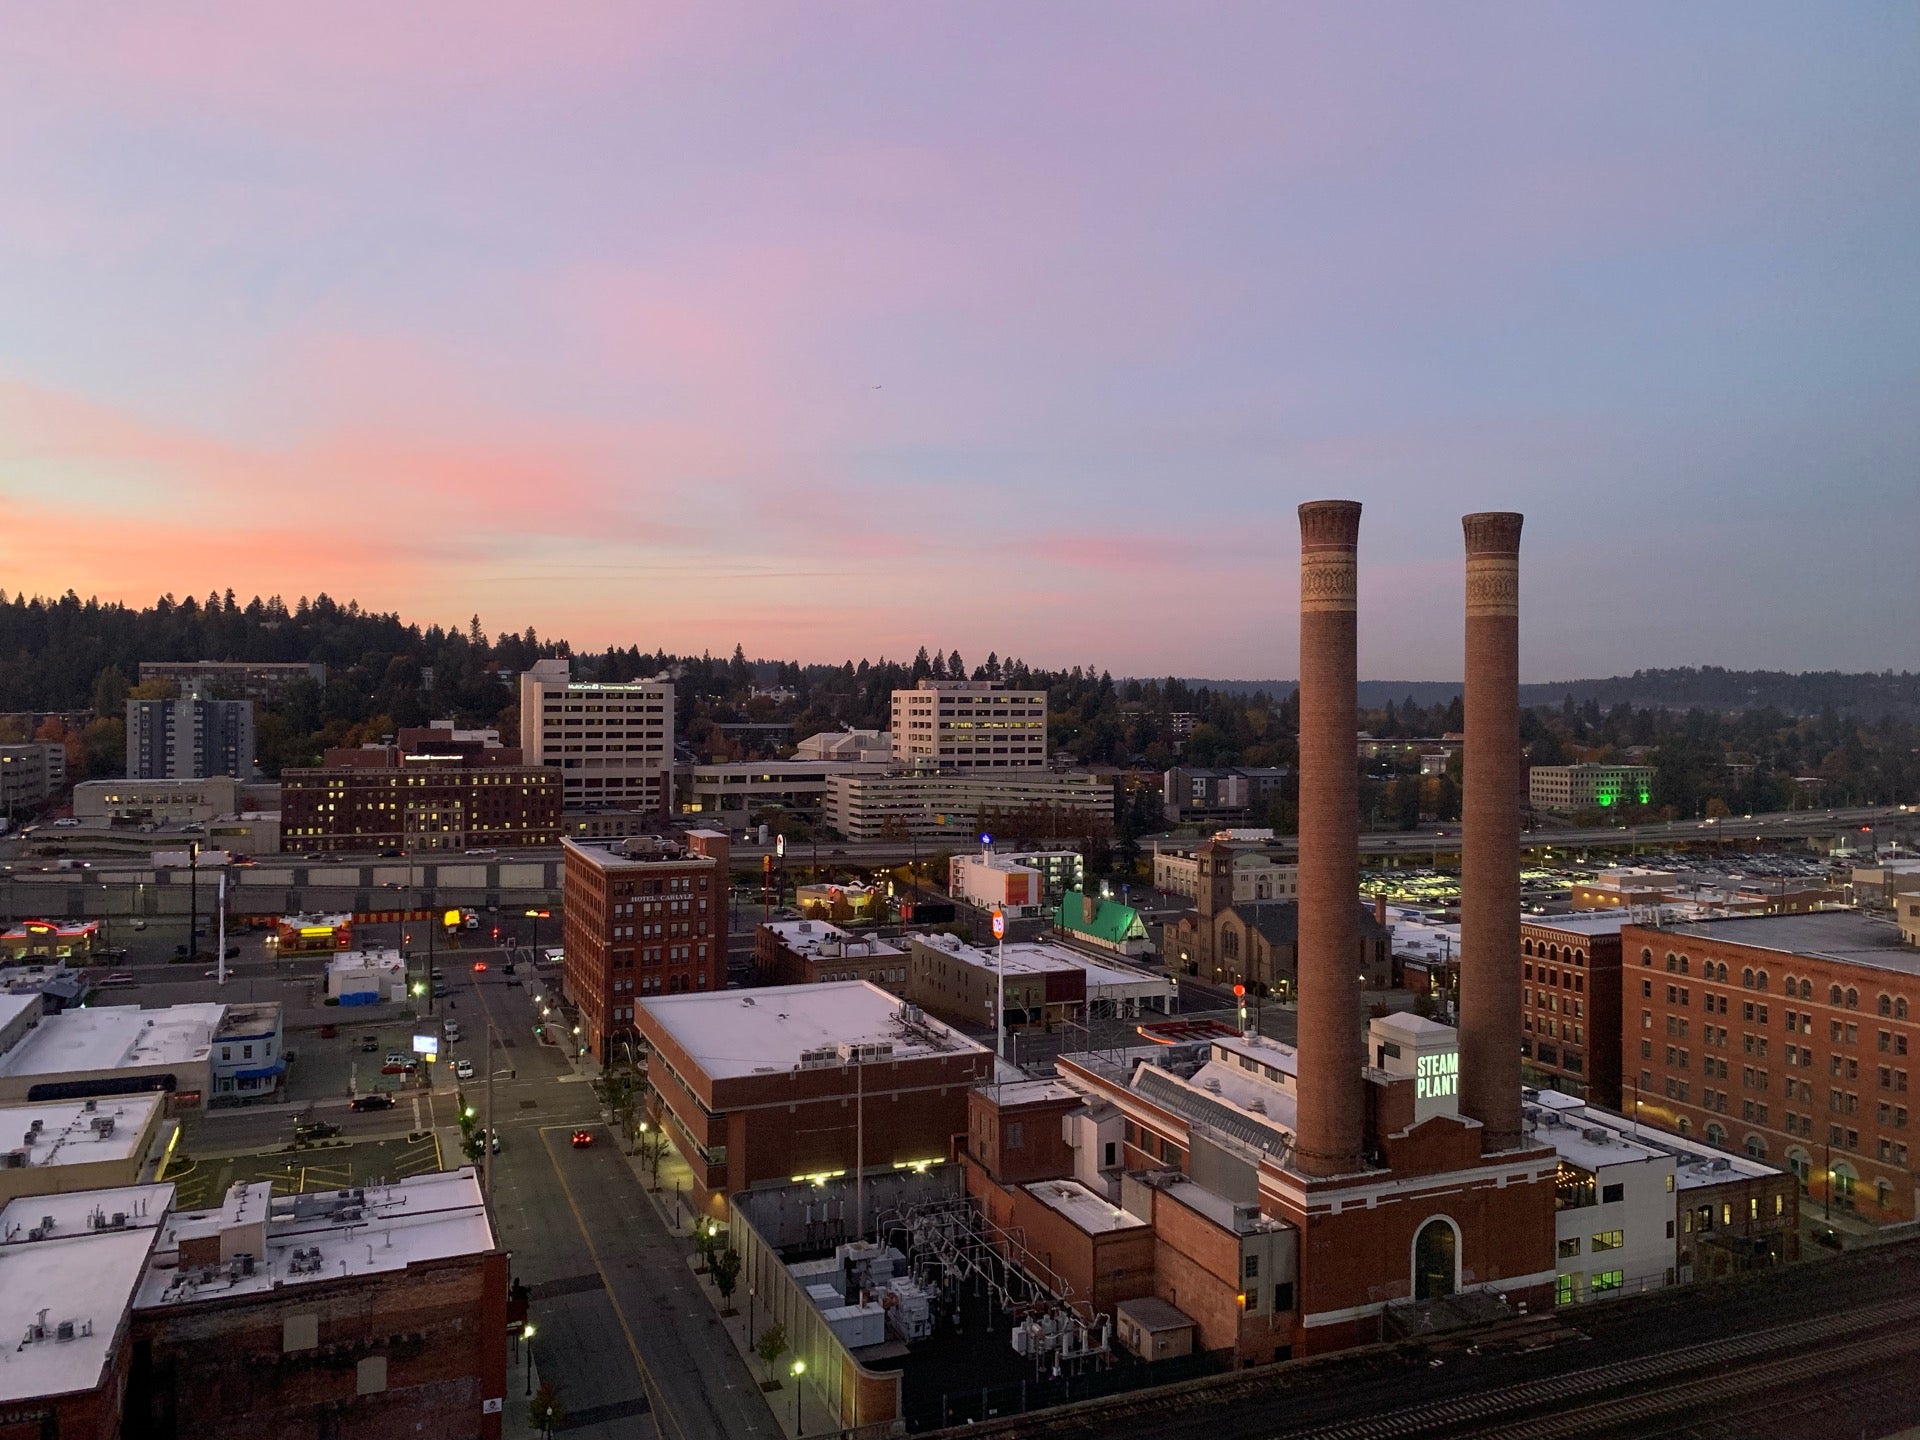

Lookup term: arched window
[1641,948,1653,967]
[1705,1122,1727,1146]
[1845,988,1859,1010]
[1222,929,1240,961]
[1879,994,1893,1018]
[1742,968,1755,989]
[1523,940,1534,956]
[1897,998,1910,1021]
[1786,1148,1810,1190]
[1798,979,1810,1000]
[1678,1117,1692,1136]
[1549,945,1560,964]
[1830,985,1844,1007]
[1744,1134,1767,1160]
[1666,952,1678,972]
[1573,949,1585,968]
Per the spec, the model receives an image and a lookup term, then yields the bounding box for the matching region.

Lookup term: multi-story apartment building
[125,697,255,780]
[518,657,675,813]
[280,729,559,852]
[0,742,66,811]
[823,768,1113,842]
[1623,911,1920,1223]
[136,660,325,704]
[561,831,729,1063]
[1528,763,1655,813]
[1521,913,1626,1107]
[754,918,908,992]
[889,680,1047,770]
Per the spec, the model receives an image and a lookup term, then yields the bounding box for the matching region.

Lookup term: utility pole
[854,1057,865,1243]
[426,888,436,1017]
[187,841,200,961]
[485,1019,495,1202]
[992,908,1007,1061]
[215,871,227,986]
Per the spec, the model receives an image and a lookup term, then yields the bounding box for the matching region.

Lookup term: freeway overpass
[0,804,1909,923]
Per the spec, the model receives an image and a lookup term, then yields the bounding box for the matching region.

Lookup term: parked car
[454,1059,475,1080]
[295,1120,341,1139]
[444,1025,462,1044]
[570,1130,595,1149]
[350,1093,395,1112]
[360,1039,379,1053]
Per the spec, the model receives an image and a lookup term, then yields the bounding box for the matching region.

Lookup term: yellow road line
[539,1128,687,1440]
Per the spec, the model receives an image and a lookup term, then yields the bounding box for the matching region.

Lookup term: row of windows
[1644,950,1912,1018]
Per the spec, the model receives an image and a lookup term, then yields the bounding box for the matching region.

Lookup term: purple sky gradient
[1,4,1915,678]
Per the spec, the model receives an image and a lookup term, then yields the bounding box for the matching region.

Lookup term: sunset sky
[1,5,1915,680]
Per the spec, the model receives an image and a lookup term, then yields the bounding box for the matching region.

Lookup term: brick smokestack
[1459,512,1524,1153]
[1294,500,1365,1178]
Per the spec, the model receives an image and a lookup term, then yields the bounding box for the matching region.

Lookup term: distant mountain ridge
[1176,669,1920,722]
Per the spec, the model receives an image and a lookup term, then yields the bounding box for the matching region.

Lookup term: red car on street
[570,1130,595,1148]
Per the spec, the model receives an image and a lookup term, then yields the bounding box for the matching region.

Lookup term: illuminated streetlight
[791,1358,806,1435]
[523,1322,538,1395]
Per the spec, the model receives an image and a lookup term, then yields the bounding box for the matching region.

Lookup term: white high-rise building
[889,680,1048,771]
[518,658,675,812]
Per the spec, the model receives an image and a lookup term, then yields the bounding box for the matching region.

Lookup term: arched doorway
[1412,1217,1459,1301]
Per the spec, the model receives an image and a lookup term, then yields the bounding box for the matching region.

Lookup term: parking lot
[162,1131,444,1211]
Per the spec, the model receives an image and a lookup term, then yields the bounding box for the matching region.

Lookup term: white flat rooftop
[0,1183,173,1405]
[0,1004,222,1078]
[0,1095,159,1169]
[138,1167,495,1308]
[763,919,903,958]
[0,992,39,1033]
[328,948,403,972]
[917,934,1160,991]
[1523,912,1630,937]
[1023,1179,1146,1235]
[641,981,989,1080]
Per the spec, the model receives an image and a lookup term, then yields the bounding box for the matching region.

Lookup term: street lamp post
[523,1322,537,1395]
[791,1358,806,1437]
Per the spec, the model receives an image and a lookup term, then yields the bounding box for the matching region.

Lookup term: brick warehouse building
[282,726,559,853]
[561,831,729,1063]
[1623,910,1920,1223]
[635,981,994,1196]
[1520,913,1625,1107]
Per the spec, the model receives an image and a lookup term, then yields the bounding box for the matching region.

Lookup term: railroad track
[1277,1290,1920,1440]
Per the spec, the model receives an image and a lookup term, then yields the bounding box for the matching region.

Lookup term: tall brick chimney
[1294,500,1365,1178]
[1459,512,1524,1153]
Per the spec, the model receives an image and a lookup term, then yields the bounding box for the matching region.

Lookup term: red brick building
[754,917,908,993]
[636,981,993,1195]
[561,831,730,1063]
[282,728,559,853]
[1623,912,1919,1223]
[1520,913,1625,1107]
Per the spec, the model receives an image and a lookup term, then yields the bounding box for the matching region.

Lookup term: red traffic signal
[1233,984,1245,998]
[490,927,500,940]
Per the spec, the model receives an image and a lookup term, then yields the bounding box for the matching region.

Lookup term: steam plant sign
[1416,1050,1458,1100]
[991,909,1006,941]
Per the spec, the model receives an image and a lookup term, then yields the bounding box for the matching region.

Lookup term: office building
[561,832,729,1063]
[125,697,255,780]
[124,1169,508,1440]
[0,742,67,810]
[1528,764,1655,813]
[1521,913,1626,1108]
[889,680,1047,770]
[137,660,325,704]
[754,918,908,992]
[73,777,241,825]
[518,657,674,813]
[1160,766,1292,825]
[793,728,893,763]
[210,1003,285,1104]
[823,769,1113,842]
[280,726,559,853]
[636,981,994,1195]
[679,758,888,824]
[1623,910,1920,1222]
[1152,842,1297,903]
[0,1182,175,1440]
[0,1095,167,1206]
[908,932,1169,1031]
[0,996,223,1108]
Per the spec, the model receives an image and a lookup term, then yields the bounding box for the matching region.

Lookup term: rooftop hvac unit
[1,1150,25,1169]
[1582,1128,1607,1143]
[1710,1158,1732,1172]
